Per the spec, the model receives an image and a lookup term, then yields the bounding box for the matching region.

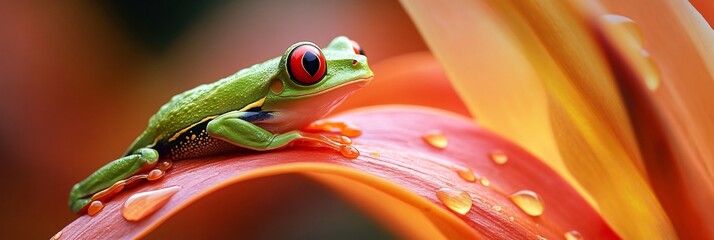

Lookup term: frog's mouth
[288,76,372,98]
[258,76,372,133]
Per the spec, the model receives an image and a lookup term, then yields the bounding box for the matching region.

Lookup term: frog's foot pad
[305,120,362,137]
[83,160,174,215]
[292,132,360,159]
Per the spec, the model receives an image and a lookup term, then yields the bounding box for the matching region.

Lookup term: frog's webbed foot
[271,131,359,158]
[82,160,173,215]
[298,120,363,158]
[305,120,362,137]
[68,148,172,214]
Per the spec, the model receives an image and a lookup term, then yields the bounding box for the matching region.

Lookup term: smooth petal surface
[397,0,583,202]
[592,0,714,238]
[690,0,713,27]
[335,51,471,116]
[59,106,617,239]
[400,0,681,239]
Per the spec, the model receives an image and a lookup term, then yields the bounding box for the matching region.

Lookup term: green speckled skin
[69,36,373,213]
[124,36,372,155]
[124,58,278,156]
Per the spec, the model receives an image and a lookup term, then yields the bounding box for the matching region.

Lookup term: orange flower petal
[690,0,713,27]
[58,106,617,239]
[398,0,586,204]
[594,0,714,238]
[335,52,471,117]
[400,0,679,238]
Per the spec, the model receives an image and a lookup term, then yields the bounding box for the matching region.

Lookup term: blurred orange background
[0,1,429,238]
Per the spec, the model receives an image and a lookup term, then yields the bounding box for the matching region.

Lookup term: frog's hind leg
[68,148,159,213]
[207,111,359,159]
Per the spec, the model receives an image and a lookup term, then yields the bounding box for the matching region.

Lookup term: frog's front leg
[207,111,359,158]
[68,148,159,213]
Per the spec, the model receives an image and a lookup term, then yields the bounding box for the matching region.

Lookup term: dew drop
[87,201,104,216]
[339,136,352,145]
[509,190,545,216]
[422,130,447,149]
[564,230,583,240]
[536,235,548,240]
[436,188,472,215]
[157,160,173,171]
[479,177,490,186]
[339,145,360,159]
[370,152,381,158]
[147,169,165,181]
[51,230,62,240]
[492,205,502,212]
[451,164,476,182]
[489,150,508,165]
[122,186,181,222]
[603,14,643,46]
[602,14,660,91]
[509,216,515,221]
[640,49,661,91]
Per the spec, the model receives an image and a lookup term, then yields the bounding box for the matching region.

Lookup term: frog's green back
[124,57,280,156]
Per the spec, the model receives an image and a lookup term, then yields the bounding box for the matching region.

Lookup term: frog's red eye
[287,44,326,85]
[350,40,365,56]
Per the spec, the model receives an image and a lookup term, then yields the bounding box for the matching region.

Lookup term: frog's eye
[287,44,327,85]
[350,40,365,56]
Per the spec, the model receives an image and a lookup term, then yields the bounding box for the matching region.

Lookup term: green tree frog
[69,36,373,213]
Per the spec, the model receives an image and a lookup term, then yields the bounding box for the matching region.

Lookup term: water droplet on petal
[564,230,583,240]
[536,235,548,240]
[640,49,661,91]
[157,160,173,171]
[51,230,62,240]
[370,152,380,157]
[509,190,545,216]
[479,177,490,186]
[339,145,360,159]
[87,201,104,216]
[508,216,515,221]
[451,164,476,182]
[489,150,508,165]
[422,130,447,149]
[492,205,502,212]
[602,14,660,91]
[436,188,472,215]
[603,14,643,46]
[122,186,181,222]
[147,169,165,181]
[339,136,352,145]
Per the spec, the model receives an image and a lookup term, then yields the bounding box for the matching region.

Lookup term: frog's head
[260,36,373,132]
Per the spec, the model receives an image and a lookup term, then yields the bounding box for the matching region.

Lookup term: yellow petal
[594,0,714,238]
[398,0,589,205]
[400,0,678,239]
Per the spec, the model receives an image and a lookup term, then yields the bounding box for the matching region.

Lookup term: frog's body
[69,36,372,213]
[126,58,278,159]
